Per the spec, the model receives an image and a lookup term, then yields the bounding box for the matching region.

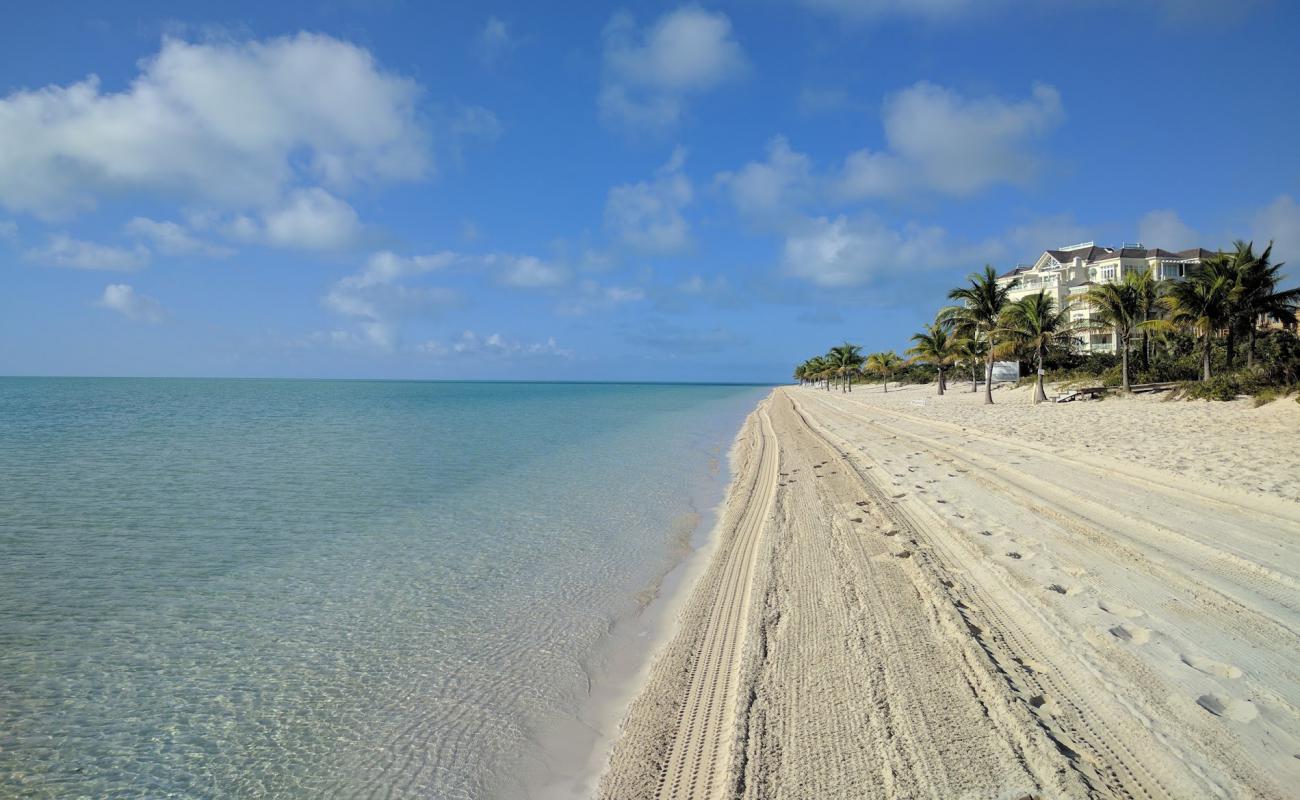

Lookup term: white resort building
[996,242,1213,353]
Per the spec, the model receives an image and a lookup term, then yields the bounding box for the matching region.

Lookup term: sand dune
[599,384,1300,799]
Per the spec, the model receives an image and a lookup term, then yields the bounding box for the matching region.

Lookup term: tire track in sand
[657,406,780,800]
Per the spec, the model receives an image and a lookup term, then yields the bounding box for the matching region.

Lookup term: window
[1100,266,1117,281]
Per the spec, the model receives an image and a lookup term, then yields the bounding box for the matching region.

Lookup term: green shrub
[1181,372,1264,401]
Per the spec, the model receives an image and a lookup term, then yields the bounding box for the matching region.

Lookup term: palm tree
[908,317,957,396]
[1160,256,1236,381]
[804,355,831,390]
[999,290,1078,403]
[1231,241,1298,367]
[828,342,865,392]
[1129,269,1165,372]
[865,351,903,392]
[953,336,989,392]
[944,265,1017,405]
[1082,276,1143,391]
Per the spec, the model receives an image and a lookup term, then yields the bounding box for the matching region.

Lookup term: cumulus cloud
[715,136,813,222]
[1138,209,1201,250]
[474,17,516,67]
[28,233,149,270]
[124,216,232,257]
[782,213,999,288]
[599,7,747,132]
[605,147,693,253]
[417,330,573,359]
[322,250,459,350]
[258,188,362,250]
[97,283,166,321]
[837,81,1064,198]
[1252,195,1300,271]
[557,279,647,315]
[0,33,428,219]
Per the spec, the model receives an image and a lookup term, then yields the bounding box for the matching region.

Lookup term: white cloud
[557,279,648,315]
[97,283,165,321]
[714,136,813,221]
[486,254,568,288]
[124,216,232,257]
[799,0,973,22]
[782,213,997,287]
[0,32,428,219]
[259,188,362,250]
[1137,209,1201,250]
[418,329,573,359]
[474,17,516,67]
[322,250,459,350]
[28,233,149,270]
[599,7,747,131]
[1252,195,1300,271]
[832,81,1063,199]
[605,147,693,253]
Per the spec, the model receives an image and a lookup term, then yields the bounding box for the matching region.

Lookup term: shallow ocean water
[0,378,767,799]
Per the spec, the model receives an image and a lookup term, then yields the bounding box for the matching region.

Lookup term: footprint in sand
[978,530,995,537]
[895,550,913,559]
[1109,623,1152,645]
[1028,694,1061,716]
[1181,654,1244,679]
[1046,583,1081,596]
[1099,601,1144,619]
[1005,551,1023,560]
[1196,694,1258,722]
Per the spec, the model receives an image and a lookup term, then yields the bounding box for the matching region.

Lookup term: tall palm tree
[1160,256,1236,381]
[1231,241,1298,367]
[1129,269,1165,372]
[944,265,1017,405]
[999,290,1078,403]
[865,351,903,392]
[1082,276,1143,391]
[953,335,989,393]
[827,342,865,392]
[908,317,957,396]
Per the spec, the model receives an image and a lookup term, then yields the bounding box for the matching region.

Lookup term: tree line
[794,241,1299,404]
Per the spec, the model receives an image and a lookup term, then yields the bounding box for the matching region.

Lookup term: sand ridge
[599,384,1300,799]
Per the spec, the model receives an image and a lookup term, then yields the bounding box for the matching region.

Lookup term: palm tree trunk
[1120,334,1130,392]
[882,375,889,393]
[970,362,977,392]
[936,368,945,395]
[1225,325,1237,371]
[1033,348,1047,403]
[983,357,994,405]
[1202,330,1212,381]
[1247,323,1257,368]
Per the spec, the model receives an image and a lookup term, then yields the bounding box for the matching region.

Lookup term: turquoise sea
[0,378,768,799]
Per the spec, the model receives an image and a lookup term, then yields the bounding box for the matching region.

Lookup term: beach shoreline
[525,394,768,800]
[597,383,1300,799]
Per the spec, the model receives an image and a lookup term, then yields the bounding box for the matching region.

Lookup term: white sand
[598,384,1300,799]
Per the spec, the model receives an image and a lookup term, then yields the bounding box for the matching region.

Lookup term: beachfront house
[996,242,1212,353]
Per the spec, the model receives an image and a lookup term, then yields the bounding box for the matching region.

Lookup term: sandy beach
[599,383,1300,799]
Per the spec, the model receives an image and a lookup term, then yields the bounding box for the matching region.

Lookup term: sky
[3,0,1299,382]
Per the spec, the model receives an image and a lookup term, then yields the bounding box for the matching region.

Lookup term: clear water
[0,378,767,799]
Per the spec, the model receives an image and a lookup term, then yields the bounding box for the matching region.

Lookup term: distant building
[996,242,1213,353]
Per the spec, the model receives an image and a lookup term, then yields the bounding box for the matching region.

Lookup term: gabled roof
[997,266,1029,280]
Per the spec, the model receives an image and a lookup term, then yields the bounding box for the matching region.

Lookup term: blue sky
[3,0,1299,382]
